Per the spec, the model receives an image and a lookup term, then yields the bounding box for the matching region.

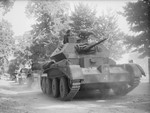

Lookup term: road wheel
[52,78,59,97]
[59,77,69,100]
[41,77,46,94]
[45,78,52,95]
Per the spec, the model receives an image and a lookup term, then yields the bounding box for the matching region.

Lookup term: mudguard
[135,64,146,76]
[125,64,145,77]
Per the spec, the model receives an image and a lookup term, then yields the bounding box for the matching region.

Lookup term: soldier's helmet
[66,30,71,35]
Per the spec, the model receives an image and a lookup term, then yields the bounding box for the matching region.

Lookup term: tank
[40,32,146,101]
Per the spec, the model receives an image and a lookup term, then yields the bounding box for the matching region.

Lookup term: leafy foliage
[13,32,33,66]
[96,14,126,59]
[7,59,19,76]
[122,0,150,58]
[0,19,14,59]
[15,32,32,54]
[25,0,70,62]
[70,3,96,33]
[0,0,15,15]
[70,4,126,59]
[0,0,15,73]
[25,1,126,61]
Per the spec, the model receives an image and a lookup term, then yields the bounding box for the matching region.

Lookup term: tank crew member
[77,31,94,43]
[129,60,134,63]
[63,30,71,44]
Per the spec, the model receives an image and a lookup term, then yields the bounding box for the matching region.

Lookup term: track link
[114,76,140,96]
[63,82,81,101]
[126,76,140,93]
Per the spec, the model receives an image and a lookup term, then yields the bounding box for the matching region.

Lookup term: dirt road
[0,79,150,113]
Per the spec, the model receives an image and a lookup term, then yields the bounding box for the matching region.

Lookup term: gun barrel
[85,38,107,50]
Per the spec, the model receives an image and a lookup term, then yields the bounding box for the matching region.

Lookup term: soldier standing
[77,31,94,43]
[63,30,71,44]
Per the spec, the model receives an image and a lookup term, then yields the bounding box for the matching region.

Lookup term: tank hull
[80,67,130,84]
[40,62,144,100]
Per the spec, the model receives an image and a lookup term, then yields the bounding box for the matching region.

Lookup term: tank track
[114,76,140,96]
[63,82,81,101]
[40,75,81,101]
[127,76,140,93]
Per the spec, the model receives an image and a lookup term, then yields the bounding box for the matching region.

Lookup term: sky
[3,0,131,36]
[4,1,35,36]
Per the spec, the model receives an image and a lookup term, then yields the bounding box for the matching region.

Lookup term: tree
[0,0,15,15]
[7,59,20,77]
[0,0,15,73]
[122,0,150,58]
[70,3,126,59]
[95,14,126,59]
[70,3,96,33]
[25,0,70,62]
[13,32,33,66]
[0,19,14,62]
[0,19,14,74]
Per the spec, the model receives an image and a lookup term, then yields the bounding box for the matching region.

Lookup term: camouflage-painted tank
[40,32,145,101]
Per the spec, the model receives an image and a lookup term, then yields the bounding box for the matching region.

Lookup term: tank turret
[75,38,107,54]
